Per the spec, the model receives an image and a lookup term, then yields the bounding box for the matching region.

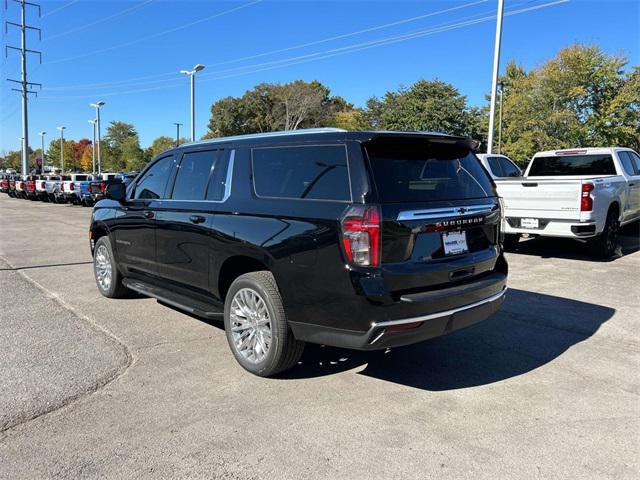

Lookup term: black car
[90,129,508,376]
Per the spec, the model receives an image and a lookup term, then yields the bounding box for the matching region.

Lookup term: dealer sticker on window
[442,231,469,256]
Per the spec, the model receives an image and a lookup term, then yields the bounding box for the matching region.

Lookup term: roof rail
[186,127,347,146]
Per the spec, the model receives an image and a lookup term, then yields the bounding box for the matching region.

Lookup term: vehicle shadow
[279,288,614,390]
[510,222,639,261]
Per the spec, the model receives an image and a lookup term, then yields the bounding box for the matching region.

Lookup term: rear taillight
[41,181,46,189]
[100,181,106,192]
[70,182,75,191]
[61,183,65,191]
[341,205,381,267]
[19,182,24,189]
[581,183,594,212]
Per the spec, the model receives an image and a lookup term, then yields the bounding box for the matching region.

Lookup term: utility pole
[486,0,504,155]
[497,82,504,155]
[90,101,105,174]
[180,64,205,142]
[5,0,42,175]
[173,122,183,146]
[38,130,45,172]
[57,126,65,175]
[89,120,97,175]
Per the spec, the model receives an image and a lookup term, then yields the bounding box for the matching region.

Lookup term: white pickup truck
[60,174,92,204]
[497,147,640,257]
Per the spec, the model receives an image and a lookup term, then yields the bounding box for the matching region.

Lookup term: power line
[44,0,263,63]
[41,0,81,19]
[39,0,569,101]
[45,0,156,40]
[44,0,487,90]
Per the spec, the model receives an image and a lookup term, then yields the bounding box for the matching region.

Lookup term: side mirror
[105,182,126,202]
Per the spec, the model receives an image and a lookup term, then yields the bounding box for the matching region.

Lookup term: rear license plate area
[520,218,539,229]
[442,230,468,256]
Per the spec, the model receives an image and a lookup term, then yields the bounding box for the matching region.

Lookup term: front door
[113,154,175,277]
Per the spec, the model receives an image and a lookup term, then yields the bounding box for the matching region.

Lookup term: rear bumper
[290,286,506,350]
[504,217,602,238]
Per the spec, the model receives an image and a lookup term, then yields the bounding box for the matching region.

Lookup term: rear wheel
[93,236,129,298]
[590,207,619,258]
[224,271,304,377]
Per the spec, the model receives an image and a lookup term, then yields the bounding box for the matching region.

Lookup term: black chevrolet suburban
[90,128,508,376]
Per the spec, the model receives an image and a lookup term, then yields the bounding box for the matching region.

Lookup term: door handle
[143,210,154,219]
[189,215,206,224]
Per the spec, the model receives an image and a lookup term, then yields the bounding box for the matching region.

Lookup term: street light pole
[486,0,504,154]
[38,131,46,173]
[180,64,205,142]
[497,82,504,155]
[56,126,65,175]
[89,120,97,174]
[173,122,183,146]
[90,101,105,174]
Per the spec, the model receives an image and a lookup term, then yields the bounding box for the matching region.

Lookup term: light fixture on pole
[56,126,66,175]
[38,131,46,173]
[90,101,105,174]
[173,122,183,147]
[180,64,205,142]
[486,0,504,154]
[89,119,97,175]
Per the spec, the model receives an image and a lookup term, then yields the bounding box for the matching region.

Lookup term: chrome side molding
[397,203,496,221]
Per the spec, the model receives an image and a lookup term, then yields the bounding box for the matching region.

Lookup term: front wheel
[224,271,304,377]
[590,208,619,258]
[93,236,129,298]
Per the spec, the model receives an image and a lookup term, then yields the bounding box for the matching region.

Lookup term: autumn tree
[80,144,94,172]
[498,44,640,161]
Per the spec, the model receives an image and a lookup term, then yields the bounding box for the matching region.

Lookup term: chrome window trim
[397,203,497,221]
[368,287,507,343]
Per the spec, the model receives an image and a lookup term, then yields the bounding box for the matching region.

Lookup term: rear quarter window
[252,145,350,201]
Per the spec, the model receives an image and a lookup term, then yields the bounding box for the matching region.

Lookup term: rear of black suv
[288,133,507,351]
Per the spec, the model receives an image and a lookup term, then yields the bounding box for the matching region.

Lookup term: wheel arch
[216,254,275,303]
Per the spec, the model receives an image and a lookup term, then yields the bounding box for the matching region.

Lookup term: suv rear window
[365,138,494,203]
[528,154,616,176]
[252,145,350,201]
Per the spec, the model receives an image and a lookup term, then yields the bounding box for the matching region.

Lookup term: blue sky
[1,0,638,152]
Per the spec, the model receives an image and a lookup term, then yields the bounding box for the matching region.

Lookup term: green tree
[499,44,639,161]
[145,136,178,159]
[121,135,145,172]
[364,79,480,137]
[206,80,356,137]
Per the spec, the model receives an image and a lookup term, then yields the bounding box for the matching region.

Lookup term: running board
[123,278,224,319]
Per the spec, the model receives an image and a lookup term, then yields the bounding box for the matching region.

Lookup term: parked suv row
[90,129,508,376]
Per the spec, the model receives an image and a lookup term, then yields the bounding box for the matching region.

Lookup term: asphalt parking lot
[0,194,638,479]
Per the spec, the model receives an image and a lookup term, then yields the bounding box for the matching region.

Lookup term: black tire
[224,271,304,377]
[590,207,619,258]
[503,234,520,251]
[93,236,129,298]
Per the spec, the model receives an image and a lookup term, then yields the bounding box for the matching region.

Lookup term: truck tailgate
[496,179,583,220]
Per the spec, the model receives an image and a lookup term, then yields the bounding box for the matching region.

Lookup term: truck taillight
[581,183,594,212]
[41,181,46,189]
[61,183,64,191]
[19,182,24,189]
[341,205,381,267]
[100,181,106,192]
[70,182,75,191]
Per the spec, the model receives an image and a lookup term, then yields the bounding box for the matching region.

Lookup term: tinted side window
[206,150,232,201]
[618,152,636,176]
[626,151,640,175]
[171,150,216,200]
[487,156,503,177]
[134,156,174,199]
[499,157,521,177]
[252,145,350,201]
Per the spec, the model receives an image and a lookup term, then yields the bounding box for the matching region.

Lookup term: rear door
[113,154,175,277]
[155,148,231,293]
[617,150,640,219]
[364,136,501,293]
